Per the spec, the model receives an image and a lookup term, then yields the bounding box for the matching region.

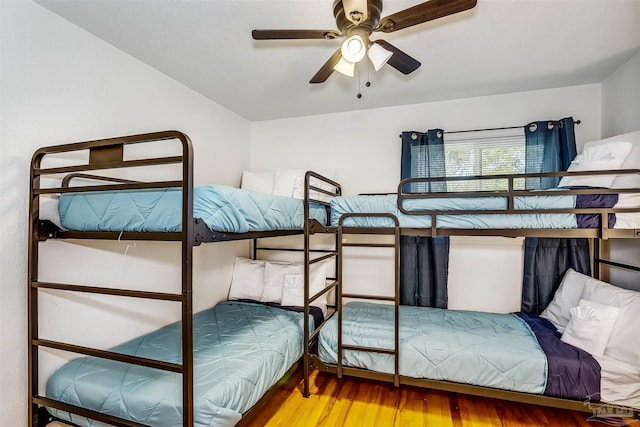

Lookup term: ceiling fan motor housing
[333,0,382,36]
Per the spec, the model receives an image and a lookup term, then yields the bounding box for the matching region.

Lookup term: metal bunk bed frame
[27,131,333,427]
[302,173,640,417]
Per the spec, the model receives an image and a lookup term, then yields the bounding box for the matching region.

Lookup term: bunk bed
[301,167,640,418]
[30,129,640,425]
[28,130,340,427]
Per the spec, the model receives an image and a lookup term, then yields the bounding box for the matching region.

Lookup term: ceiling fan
[252,0,478,84]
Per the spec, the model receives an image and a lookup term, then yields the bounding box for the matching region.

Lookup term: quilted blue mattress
[58,185,327,233]
[318,302,547,394]
[46,301,314,427]
[330,194,578,228]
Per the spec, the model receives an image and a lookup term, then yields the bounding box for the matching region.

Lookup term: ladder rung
[342,293,395,302]
[34,339,184,373]
[342,242,396,248]
[32,281,183,301]
[33,396,149,427]
[310,252,338,264]
[342,344,395,355]
[310,280,338,304]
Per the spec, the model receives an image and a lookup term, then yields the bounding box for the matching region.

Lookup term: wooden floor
[246,370,632,427]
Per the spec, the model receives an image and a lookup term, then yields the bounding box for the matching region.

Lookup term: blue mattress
[330,194,579,228]
[46,301,314,427]
[318,302,548,394]
[58,185,327,233]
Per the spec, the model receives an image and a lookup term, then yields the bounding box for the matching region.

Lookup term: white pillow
[281,274,304,307]
[292,174,338,201]
[558,142,632,188]
[40,195,64,229]
[228,257,265,301]
[272,169,306,197]
[584,130,640,189]
[263,261,328,310]
[580,278,640,365]
[240,171,274,194]
[309,262,328,309]
[612,192,640,229]
[292,169,337,199]
[612,212,640,229]
[561,299,620,356]
[614,193,640,208]
[262,261,302,303]
[540,268,589,333]
[273,169,337,198]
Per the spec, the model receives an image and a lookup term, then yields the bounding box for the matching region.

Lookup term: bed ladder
[337,213,401,386]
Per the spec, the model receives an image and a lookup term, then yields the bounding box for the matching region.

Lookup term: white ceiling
[35,0,640,122]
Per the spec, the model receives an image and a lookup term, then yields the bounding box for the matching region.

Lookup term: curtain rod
[444,119,581,135]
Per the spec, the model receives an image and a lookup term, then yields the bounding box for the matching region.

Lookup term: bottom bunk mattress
[46,301,319,427]
[57,185,327,233]
[318,302,600,400]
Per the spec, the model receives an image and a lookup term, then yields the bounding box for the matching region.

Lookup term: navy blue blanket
[575,192,618,229]
[517,312,601,401]
[237,299,324,330]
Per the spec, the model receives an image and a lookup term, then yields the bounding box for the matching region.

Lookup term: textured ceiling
[35,0,640,121]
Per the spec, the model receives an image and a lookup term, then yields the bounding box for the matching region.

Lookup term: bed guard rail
[398,169,640,214]
[397,169,640,239]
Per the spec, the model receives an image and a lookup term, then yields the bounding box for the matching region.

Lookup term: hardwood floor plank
[245,370,623,427]
[457,394,502,427]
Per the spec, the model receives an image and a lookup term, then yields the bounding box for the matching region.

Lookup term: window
[443,128,526,192]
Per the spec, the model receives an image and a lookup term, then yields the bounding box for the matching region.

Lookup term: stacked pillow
[541,268,640,363]
[560,299,620,357]
[241,169,337,200]
[559,130,640,189]
[558,141,632,188]
[228,256,328,313]
[239,171,274,194]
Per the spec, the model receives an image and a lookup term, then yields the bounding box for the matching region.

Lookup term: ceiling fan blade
[310,48,343,84]
[377,0,477,33]
[373,40,421,75]
[252,29,341,40]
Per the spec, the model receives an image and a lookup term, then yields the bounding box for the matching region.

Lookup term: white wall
[602,51,640,138]
[601,50,640,291]
[0,1,251,424]
[250,85,602,313]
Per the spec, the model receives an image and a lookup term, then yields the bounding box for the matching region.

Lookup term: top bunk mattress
[330,192,629,229]
[58,185,327,233]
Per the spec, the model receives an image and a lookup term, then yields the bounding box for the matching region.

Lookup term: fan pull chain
[357,63,362,99]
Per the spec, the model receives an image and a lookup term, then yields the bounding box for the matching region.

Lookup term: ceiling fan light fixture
[333,57,356,77]
[341,34,366,63]
[367,42,393,71]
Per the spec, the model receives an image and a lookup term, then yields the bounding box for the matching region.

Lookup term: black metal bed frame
[28,131,640,425]
[27,131,341,427]
[301,172,640,417]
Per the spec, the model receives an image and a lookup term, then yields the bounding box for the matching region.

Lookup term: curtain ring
[437,130,443,139]
[547,121,555,130]
[528,123,538,133]
[411,133,418,140]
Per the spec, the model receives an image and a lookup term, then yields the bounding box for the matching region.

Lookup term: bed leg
[35,406,52,427]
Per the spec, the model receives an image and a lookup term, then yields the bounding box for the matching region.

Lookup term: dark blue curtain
[522,117,590,313]
[401,129,446,193]
[522,238,590,313]
[400,130,448,308]
[524,117,577,190]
